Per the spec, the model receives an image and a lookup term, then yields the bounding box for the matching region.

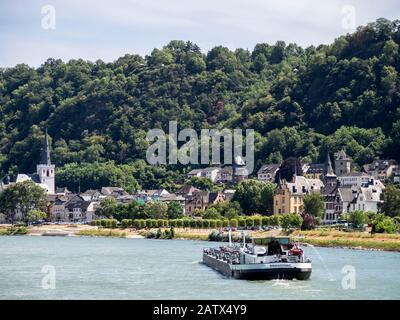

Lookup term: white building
[257,164,280,182]
[347,185,384,213]
[337,172,375,188]
[15,129,55,194]
[201,167,221,182]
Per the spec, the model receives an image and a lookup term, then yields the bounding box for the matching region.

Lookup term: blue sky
[0,0,399,67]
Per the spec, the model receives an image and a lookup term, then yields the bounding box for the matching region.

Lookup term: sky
[0,0,399,68]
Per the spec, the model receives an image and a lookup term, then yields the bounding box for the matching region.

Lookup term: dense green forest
[1,18,400,191]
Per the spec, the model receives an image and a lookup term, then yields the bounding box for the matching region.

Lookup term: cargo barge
[202,234,312,280]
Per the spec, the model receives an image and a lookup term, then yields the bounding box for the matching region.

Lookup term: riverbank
[291,230,400,252]
[1,224,399,252]
[0,224,144,238]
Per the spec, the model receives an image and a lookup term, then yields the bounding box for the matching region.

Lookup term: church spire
[41,128,51,165]
[324,151,335,177]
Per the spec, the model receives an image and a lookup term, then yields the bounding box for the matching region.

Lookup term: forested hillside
[1,18,400,191]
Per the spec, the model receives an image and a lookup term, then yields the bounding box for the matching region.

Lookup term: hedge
[90,216,286,230]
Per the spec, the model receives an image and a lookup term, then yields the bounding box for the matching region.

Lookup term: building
[218,166,233,183]
[257,164,280,182]
[273,176,324,215]
[101,187,134,203]
[176,185,199,197]
[136,189,170,202]
[187,169,202,179]
[50,194,99,223]
[80,189,102,201]
[64,195,98,223]
[362,159,397,181]
[334,150,352,176]
[15,129,55,194]
[185,191,226,215]
[187,165,248,184]
[321,153,339,223]
[337,172,376,188]
[347,185,384,213]
[201,167,221,183]
[157,193,186,214]
[303,163,325,179]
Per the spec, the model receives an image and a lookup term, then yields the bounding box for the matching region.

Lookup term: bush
[280,213,303,230]
[262,217,270,226]
[0,227,29,235]
[202,219,210,229]
[183,219,190,228]
[121,219,131,228]
[190,219,197,229]
[270,215,282,226]
[238,218,245,227]
[372,214,398,234]
[209,220,217,228]
[229,219,238,228]
[169,220,177,227]
[253,217,262,227]
[245,217,254,227]
[208,230,223,242]
[195,220,203,229]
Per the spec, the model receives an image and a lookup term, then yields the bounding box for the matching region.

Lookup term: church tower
[37,128,55,194]
[323,151,337,186]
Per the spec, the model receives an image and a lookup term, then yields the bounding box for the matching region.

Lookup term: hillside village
[0,131,399,225]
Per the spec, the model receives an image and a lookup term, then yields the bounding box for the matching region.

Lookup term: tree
[345,210,369,229]
[167,201,183,219]
[301,213,316,230]
[27,210,47,223]
[232,180,276,215]
[209,201,241,219]
[1,18,400,192]
[378,185,400,217]
[96,197,117,218]
[0,181,47,224]
[143,202,168,219]
[302,193,325,218]
[259,182,276,214]
[280,213,303,230]
[203,207,222,220]
[189,176,213,191]
[275,157,303,183]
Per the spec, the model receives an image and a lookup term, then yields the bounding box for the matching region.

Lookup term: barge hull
[203,254,311,280]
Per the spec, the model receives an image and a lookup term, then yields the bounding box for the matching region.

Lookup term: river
[0,236,399,299]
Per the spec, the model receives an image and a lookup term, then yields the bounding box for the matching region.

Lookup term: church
[15,129,56,194]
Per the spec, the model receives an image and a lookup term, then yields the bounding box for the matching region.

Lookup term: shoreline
[1,224,399,252]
